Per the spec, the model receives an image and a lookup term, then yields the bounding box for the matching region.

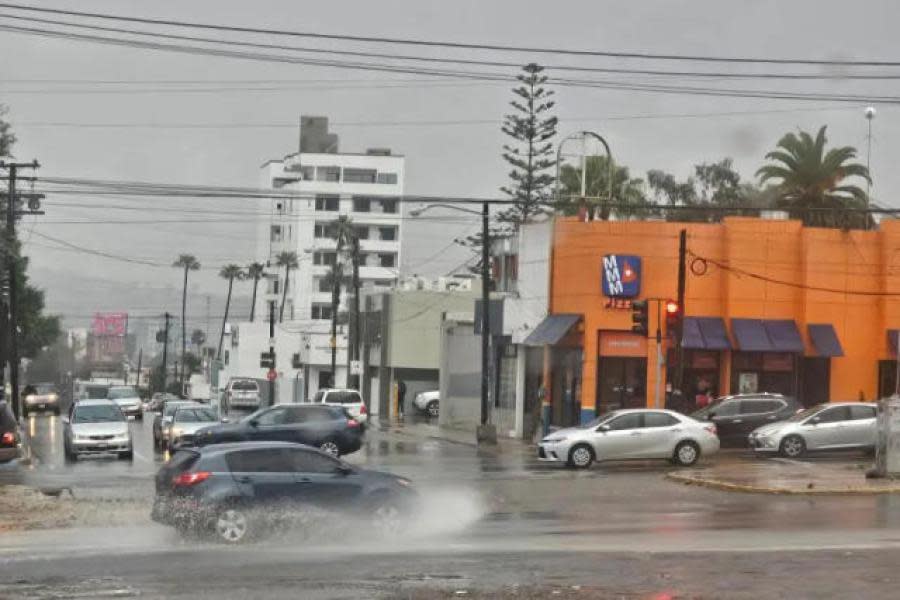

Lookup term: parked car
[311,388,368,427]
[0,400,24,464]
[196,404,363,457]
[107,386,143,420]
[154,400,201,452]
[166,406,223,452]
[413,390,440,418]
[538,409,719,469]
[691,393,802,447]
[749,402,877,458]
[146,392,181,413]
[22,383,61,416]
[151,441,416,543]
[63,399,133,461]
[224,378,262,411]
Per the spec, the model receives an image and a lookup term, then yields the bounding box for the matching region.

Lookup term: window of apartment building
[311,303,334,320]
[275,201,285,215]
[380,198,398,214]
[378,253,396,268]
[316,166,341,182]
[352,196,371,212]
[315,195,339,211]
[270,225,283,242]
[300,166,315,181]
[353,225,370,240]
[314,222,337,238]
[376,172,398,184]
[343,168,377,183]
[378,226,397,241]
[316,277,332,293]
[313,251,337,266]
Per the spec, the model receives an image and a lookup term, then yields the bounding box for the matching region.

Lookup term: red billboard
[91,312,128,337]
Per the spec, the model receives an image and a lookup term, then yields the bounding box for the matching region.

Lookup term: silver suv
[224,378,261,411]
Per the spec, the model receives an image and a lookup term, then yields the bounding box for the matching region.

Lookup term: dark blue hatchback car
[152,441,415,543]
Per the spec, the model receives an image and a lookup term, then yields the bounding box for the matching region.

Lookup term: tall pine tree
[499,63,558,226]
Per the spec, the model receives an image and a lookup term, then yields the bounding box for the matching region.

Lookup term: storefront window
[731,352,796,397]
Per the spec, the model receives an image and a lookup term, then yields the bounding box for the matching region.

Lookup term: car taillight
[347,419,360,428]
[172,471,211,486]
[1,432,15,446]
[704,424,717,436]
[359,404,367,415]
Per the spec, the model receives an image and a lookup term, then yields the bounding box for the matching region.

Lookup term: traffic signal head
[631,300,649,335]
[665,299,681,332]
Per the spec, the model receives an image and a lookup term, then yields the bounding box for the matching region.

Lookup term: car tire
[780,435,806,458]
[118,449,134,461]
[319,439,341,457]
[426,401,439,418]
[567,444,595,469]
[673,441,701,467]
[213,506,254,544]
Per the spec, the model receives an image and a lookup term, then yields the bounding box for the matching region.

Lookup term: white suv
[414,390,440,417]
[224,378,261,410]
[311,389,368,426]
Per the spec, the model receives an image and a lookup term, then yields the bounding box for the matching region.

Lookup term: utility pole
[268,299,276,407]
[674,229,687,396]
[477,200,496,444]
[1,160,41,421]
[135,348,143,389]
[348,236,361,390]
[161,312,171,393]
[654,300,663,409]
[205,294,211,345]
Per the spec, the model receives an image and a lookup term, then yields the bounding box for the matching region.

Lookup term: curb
[666,472,900,495]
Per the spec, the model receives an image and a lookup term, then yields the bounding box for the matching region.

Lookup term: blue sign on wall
[601,255,641,298]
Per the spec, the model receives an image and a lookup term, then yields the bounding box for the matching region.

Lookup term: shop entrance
[597,357,647,413]
[800,358,830,407]
[731,352,796,397]
[878,361,898,399]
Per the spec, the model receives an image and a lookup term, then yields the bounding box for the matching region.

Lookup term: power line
[3,2,900,66]
[5,12,900,81]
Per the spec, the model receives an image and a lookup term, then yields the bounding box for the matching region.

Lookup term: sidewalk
[669,453,900,495]
[374,418,533,453]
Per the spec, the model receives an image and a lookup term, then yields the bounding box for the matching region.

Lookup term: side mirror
[597,424,610,432]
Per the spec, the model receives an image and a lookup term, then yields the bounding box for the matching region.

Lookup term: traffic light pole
[655,300,663,409]
[269,300,276,407]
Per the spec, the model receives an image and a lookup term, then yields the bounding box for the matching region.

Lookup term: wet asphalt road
[3,410,900,598]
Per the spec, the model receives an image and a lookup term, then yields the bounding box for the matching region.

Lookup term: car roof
[76,399,117,407]
[818,402,878,407]
[194,441,315,455]
[608,408,683,415]
[318,388,360,393]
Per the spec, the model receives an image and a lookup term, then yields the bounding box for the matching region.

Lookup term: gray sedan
[538,409,720,469]
[748,402,877,458]
[63,399,133,461]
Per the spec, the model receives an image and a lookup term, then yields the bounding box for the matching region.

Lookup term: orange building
[537,216,900,427]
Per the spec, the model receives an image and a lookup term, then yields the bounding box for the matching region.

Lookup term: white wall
[504,220,552,343]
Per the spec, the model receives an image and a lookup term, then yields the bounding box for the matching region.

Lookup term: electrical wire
[2,2,899,66]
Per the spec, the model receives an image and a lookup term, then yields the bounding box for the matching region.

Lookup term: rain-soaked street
[3,411,900,598]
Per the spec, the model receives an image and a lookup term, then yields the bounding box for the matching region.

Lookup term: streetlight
[554,131,613,219]
[411,202,495,443]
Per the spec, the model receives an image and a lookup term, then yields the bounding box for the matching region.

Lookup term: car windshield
[73,404,125,423]
[787,405,826,422]
[108,387,138,399]
[579,411,621,429]
[174,408,217,423]
[164,403,193,418]
[84,385,108,399]
[34,384,56,394]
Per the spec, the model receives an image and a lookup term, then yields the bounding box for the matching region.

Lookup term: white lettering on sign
[602,255,624,296]
[607,339,640,348]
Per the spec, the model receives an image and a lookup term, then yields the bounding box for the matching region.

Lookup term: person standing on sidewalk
[397,379,407,418]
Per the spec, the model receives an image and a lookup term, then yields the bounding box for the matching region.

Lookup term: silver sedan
[749,402,877,458]
[538,409,720,469]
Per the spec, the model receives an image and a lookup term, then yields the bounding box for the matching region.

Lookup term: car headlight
[171,428,184,437]
[541,437,566,444]
[48,393,58,401]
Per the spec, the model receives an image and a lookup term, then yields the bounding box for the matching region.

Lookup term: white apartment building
[214,117,404,404]
[257,117,404,324]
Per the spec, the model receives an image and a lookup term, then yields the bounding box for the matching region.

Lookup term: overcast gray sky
[2,0,899,327]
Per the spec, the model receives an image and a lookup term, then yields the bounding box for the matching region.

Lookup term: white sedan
[413,390,439,417]
[538,409,720,469]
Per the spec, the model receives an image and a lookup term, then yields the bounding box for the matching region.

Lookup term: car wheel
[780,435,806,458]
[567,444,594,469]
[426,401,439,418]
[214,507,252,544]
[319,439,341,457]
[118,449,133,461]
[674,441,701,467]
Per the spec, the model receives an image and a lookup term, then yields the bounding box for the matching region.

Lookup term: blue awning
[681,318,706,349]
[764,320,804,353]
[523,314,582,346]
[731,319,773,352]
[889,330,899,354]
[808,324,844,357]
[697,317,732,350]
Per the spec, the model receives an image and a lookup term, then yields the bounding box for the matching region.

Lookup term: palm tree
[757,126,871,229]
[217,264,245,360]
[246,262,266,322]
[328,216,359,383]
[275,251,299,322]
[172,254,200,386]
